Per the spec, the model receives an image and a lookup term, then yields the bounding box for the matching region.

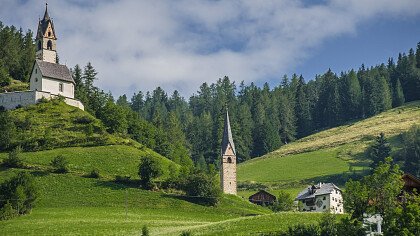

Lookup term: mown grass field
[237,101,420,199]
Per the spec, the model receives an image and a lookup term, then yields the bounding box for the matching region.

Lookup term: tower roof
[221,108,236,155]
[36,3,56,39]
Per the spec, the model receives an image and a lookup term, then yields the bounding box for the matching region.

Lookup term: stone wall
[0,90,84,110]
[220,144,237,195]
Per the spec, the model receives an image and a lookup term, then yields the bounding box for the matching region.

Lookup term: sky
[1,0,420,97]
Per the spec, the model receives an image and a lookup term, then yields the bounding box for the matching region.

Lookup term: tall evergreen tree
[392,78,405,107]
[341,70,361,119]
[368,133,391,168]
[295,76,312,137]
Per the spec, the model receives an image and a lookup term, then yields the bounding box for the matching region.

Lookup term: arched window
[48,31,51,37]
[38,41,42,50]
[47,40,53,50]
[227,157,232,163]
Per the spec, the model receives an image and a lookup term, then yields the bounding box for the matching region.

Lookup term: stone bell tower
[35,3,57,64]
[220,108,237,195]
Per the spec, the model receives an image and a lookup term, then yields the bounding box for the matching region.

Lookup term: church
[0,4,84,110]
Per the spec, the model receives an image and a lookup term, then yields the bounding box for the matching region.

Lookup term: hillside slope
[237,101,420,197]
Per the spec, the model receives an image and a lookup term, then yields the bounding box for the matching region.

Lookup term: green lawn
[0,145,175,179]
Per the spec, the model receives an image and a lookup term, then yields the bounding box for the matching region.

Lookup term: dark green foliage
[271,191,293,212]
[280,223,320,236]
[51,155,69,173]
[138,155,163,189]
[98,101,128,134]
[3,146,24,168]
[344,158,404,233]
[141,225,149,236]
[114,175,131,184]
[183,170,221,206]
[367,133,391,168]
[0,172,38,219]
[398,126,420,176]
[0,110,16,150]
[386,192,420,236]
[180,231,192,236]
[392,78,405,107]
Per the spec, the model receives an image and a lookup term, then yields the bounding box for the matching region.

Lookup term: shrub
[271,190,294,212]
[0,172,38,219]
[180,231,192,236]
[0,202,16,220]
[75,116,95,124]
[141,225,149,236]
[183,170,221,206]
[138,156,163,189]
[3,146,24,168]
[51,155,69,173]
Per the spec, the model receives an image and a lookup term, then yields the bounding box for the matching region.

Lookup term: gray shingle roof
[221,109,236,155]
[36,60,74,84]
[295,183,341,200]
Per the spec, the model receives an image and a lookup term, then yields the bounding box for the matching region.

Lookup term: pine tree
[341,70,361,119]
[416,42,420,68]
[295,76,312,137]
[368,133,391,168]
[392,78,405,107]
[82,62,98,95]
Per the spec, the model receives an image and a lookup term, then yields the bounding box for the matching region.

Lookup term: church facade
[220,109,237,195]
[0,4,83,110]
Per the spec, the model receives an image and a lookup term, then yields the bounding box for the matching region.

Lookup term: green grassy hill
[237,101,420,198]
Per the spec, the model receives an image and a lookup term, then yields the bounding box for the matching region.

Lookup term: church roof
[221,109,236,155]
[37,3,56,39]
[35,60,74,84]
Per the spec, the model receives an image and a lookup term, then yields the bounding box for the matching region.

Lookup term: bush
[0,172,38,219]
[3,146,24,168]
[51,155,69,173]
[183,170,221,206]
[271,190,294,212]
[138,156,163,189]
[180,231,192,236]
[0,202,17,220]
[75,116,95,124]
[141,225,149,236]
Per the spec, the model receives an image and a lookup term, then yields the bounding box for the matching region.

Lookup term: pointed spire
[221,107,236,155]
[43,3,50,21]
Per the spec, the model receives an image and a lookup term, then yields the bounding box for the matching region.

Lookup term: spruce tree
[295,76,312,138]
[392,78,405,107]
[341,70,361,119]
[368,133,391,168]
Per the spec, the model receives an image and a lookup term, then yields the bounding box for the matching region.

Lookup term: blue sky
[1,0,420,97]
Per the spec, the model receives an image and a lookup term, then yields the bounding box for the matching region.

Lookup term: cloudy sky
[1,0,420,97]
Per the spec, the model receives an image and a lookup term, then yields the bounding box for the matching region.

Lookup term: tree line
[0,21,419,169]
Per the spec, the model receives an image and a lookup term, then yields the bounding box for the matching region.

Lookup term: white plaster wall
[42,77,74,98]
[0,91,84,110]
[329,189,344,214]
[299,189,344,214]
[29,63,43,91]
[0,91,36,110]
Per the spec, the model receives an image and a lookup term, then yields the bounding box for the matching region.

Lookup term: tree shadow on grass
[94,179,142,190]
[30,170,50,177]
[161,194,215,206]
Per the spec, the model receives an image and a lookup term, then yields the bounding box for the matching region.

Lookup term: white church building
[0,4,84,110]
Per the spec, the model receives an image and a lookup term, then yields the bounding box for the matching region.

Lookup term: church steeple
[36,3,57,64]
[220,108,237,195]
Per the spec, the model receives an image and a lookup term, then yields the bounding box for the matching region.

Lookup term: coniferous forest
[1,22,420,169]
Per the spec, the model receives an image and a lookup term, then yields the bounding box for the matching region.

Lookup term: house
[402,173,420,194]
[249,190,277,205]
[0,3,83,110]
[295,182,344,214]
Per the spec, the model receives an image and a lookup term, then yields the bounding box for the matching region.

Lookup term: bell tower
[35,3,57,64]
[220,108,237,195]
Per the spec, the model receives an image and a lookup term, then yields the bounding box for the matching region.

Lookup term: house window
[323,196,326,200]
[59,83,64,92]
[47,40,53,50]
[323,206,326,209]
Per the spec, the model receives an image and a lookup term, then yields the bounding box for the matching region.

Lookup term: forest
[1,22,420,169]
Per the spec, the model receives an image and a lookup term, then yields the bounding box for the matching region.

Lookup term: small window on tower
[47,40,53,50]
[59,83,64,92]
[35,78,38,82]
[48,31,51,37]
[227,157,232,163]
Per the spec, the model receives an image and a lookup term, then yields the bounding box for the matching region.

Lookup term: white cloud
[1,0,419,97]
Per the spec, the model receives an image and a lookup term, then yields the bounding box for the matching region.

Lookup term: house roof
[249,190,277,200]
[402,173,420,187]
[295,183,341,200]
[35,60,74,84]
[221,109,236,155]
